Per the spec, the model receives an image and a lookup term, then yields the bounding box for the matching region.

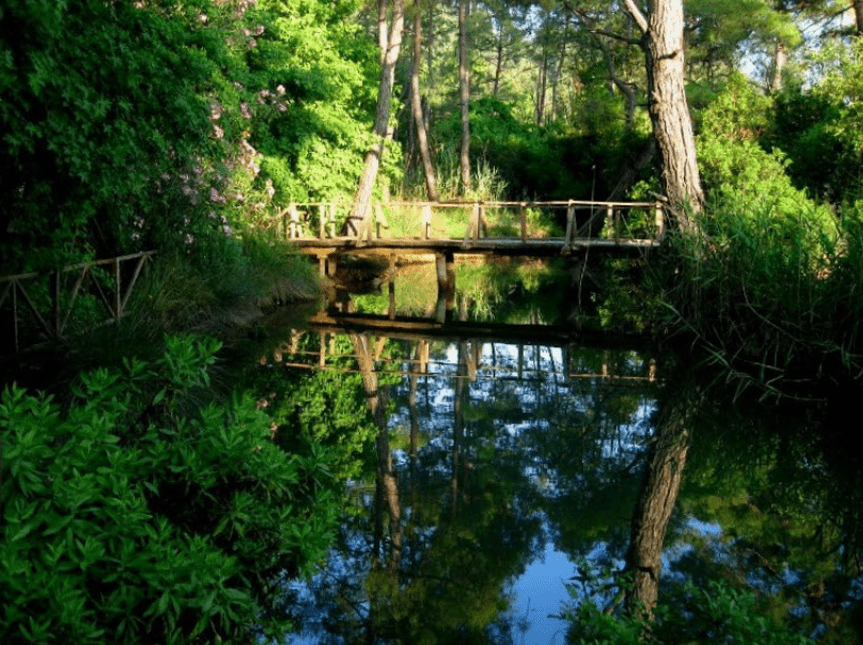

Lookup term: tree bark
[493,18,504,97]
[411,1,439,201]
[625,400,693,618]
[458,0,471,196]
[768,40,787,92]
[348,0,406,231]
[855,0,863,36]
[352,333,402,569]
[535,51,548,126]
[624,0,705,232]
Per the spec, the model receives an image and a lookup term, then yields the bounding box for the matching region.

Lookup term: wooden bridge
[258,199,666,275]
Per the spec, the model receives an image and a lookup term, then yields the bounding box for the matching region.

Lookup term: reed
[656,198,863,395]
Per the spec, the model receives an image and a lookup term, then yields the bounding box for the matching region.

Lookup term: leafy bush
[565,579,814,645]
[697,73,838,262]
[0,335,340,644]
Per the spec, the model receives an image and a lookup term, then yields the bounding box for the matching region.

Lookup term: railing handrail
[0,250,157,283]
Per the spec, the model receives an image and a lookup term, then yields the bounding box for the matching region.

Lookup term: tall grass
[398,146,509,202]
[656,199,863,396]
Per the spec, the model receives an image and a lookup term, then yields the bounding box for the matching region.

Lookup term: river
[254,256,862,644]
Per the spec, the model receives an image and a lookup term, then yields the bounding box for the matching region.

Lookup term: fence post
[520,202,527,242]
[318,204,326,239]
[655,202,666,241]
[421,203,431,240]
[563,200,575,253]
[289,204,300,238]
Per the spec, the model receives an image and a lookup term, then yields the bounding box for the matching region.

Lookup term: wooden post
[124,256,145,317]
[463,202,480,247]
[563,201,575,254]
[435,252,448,294]
[319,332,327,368]
[607,205,616,241]
[329,202,337,238]
[374,202,386,240]
[655,202,665,241]
[318,204,326,239]
[289,204,300,238]
[421,203,431,240]
[520,203,527,241]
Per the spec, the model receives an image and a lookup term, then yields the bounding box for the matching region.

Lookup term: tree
[348,0,406,232]
[623,0,705,230]
[458,0,472,195]
[409,0,440,201]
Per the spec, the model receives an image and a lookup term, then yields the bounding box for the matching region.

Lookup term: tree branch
[622,0,648,34]
[592,28,643,46]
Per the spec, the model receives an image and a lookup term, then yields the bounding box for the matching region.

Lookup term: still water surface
[265,258,861,644]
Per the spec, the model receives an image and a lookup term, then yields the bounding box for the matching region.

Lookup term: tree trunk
[352,333,402,569]
[625,400,693,618]
[493,19,504,97]
[625,0,704,232]
[348,0,406,231]
[855,0,863,36]
[769,40,787,92]
[458,0,471,196]
[411,2,439,201]
[535,52,547,126]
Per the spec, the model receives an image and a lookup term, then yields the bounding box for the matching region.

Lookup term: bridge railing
[258,199,666,246]
[0,251,155,354]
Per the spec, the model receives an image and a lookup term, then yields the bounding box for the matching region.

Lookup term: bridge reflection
[262,310,658,385]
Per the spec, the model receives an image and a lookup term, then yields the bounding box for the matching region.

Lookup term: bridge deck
[293,235,660,257]
[262,199,667,258]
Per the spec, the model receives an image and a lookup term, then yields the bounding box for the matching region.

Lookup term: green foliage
[565,578,815,645]
[0,335,341,644]
[233,0,379,205]
[765,40,863,204]
[0,0,224,269]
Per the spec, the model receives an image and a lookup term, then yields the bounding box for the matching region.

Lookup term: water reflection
[262,306,658,643]
[253,260,862,643]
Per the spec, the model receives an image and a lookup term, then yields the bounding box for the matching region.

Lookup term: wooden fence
[0,251,155,353]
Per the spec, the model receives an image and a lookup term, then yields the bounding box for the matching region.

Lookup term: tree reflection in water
[258,308,862,643]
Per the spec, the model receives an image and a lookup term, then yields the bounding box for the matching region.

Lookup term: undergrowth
[655,199,863,398]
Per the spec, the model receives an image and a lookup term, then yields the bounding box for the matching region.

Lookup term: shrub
[0,335,340,644]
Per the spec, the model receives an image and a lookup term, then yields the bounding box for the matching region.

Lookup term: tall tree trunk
[352,333,402,569]
[493,18,504,97]
[535,52,548,126]
[348,0,406,231]
[625,397,694,618]
[854,0,863,36]
[411,1,439,201]
[769,40,787,92]
[458,0,471,196]
[624,0,704,232]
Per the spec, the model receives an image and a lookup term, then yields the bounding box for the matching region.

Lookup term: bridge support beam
[317,253,338,278]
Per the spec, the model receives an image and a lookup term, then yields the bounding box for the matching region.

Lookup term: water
[258,257,863,644]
